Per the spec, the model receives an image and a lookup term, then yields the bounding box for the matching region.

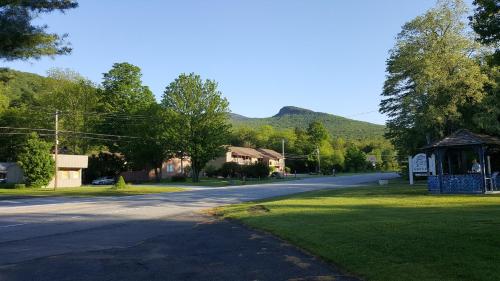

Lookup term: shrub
[114,176,127,189]
[220,162,241,178]
[0,183,16,189]
[14,184,26,189]
[171,174,187,182]
[16,133,55,187]
[242,162,271,178]
[204,165,218,177]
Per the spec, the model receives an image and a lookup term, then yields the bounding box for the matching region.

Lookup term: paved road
[0,173,398,281]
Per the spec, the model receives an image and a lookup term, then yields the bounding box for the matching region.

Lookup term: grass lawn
[216,180,500,281]
[0,185,184,199]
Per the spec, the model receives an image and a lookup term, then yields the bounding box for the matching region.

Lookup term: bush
[171,174,187,182]
[114,176,127,189]
[0,183,16,189]
[204,165,218,177]
[220,162,241,178]
[14,184,26,189]
[16,133,55,187]
[242,162,271,178]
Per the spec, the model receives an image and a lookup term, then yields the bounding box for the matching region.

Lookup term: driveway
[0,173,398,281]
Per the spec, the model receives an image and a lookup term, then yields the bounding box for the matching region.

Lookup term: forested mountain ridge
[0,68,50,101]
[230,106,385,140]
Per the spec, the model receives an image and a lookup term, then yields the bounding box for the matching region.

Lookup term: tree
[162,73,231,182]
[307,121,329,146]
[38,68,100,154]
[344,146,367,172]
[99,63,156,114]
[380,0,489,157]
[123,104,176,181]
[0,0,78,61]
[97,62,156,158]
[17,133,55,187]
[470,0,500,45]
[471,0,500,66]
[84,152,126,183]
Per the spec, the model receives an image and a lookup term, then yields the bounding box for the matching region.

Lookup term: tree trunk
[191,165,199,182]
[154,167,160,182]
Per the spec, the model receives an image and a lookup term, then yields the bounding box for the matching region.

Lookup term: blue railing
[428,174,484,194]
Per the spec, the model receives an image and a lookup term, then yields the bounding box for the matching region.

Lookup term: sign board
[408,154,436,185]
[412,153,428,173]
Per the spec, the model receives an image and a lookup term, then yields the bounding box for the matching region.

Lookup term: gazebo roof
[423,129,500,149]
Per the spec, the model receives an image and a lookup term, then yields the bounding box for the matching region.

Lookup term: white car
[91,177,115,185]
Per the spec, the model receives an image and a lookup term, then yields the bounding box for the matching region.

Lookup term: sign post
[408,156,414,185]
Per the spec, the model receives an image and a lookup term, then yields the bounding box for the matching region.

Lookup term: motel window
[167,164,174,173]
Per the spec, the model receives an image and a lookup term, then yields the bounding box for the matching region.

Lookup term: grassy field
[0,185,184,198]
[217,180,500,281]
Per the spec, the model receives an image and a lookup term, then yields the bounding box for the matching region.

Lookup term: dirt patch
[247,204,270,214]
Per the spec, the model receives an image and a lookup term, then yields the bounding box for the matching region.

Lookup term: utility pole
[317,146,321,174]
[282,139,285,174]
[54,110,59,190]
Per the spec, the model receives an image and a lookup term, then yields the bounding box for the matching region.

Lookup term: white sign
[412,153,428,173]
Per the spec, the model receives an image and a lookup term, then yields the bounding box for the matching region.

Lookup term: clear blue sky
[2,0,474,124]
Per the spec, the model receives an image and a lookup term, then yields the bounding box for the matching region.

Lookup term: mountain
[230,106,385,139]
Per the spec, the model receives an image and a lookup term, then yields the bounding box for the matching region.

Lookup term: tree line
[0,64,231,183]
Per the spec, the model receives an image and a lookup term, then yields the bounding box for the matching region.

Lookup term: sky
[2,0,474,124]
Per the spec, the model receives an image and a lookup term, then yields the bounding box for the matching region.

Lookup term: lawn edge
[208,207,365,281]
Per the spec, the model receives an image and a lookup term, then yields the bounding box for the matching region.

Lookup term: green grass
[0,185,184,199]
[217,180,500,281]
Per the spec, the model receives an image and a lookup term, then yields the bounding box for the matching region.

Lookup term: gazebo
[422,129,500,194]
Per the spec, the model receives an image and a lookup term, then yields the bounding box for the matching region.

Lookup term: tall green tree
[124,104,176,181]
[470,0,500,46]
[380,0,489,157]
[0,0,78,61]
[99,62,156,114]
[97,62,156,154]
[17,133,55,187]
[39,68,100,154]
[470,0,500,135]
[162,73,231,182]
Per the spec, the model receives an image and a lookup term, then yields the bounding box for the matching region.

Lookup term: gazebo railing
[428,174,484,194]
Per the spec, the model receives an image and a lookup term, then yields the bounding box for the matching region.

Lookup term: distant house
[121,157,190,182]
[0,154,88,187]
[207,146,284,172]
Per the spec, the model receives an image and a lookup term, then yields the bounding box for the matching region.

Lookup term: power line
[0,126,139,139]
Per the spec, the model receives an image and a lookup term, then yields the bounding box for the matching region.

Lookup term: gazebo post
[437,148,444,193]
[479,145,487,192]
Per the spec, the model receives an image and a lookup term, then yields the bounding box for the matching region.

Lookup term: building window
[70,170,79,179]
[167,164,174,173]
[60,170,70,180]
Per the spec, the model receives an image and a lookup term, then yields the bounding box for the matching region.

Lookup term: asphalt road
[0,173,398,281]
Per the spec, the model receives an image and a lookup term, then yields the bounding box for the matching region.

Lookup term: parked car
[91,177,115,185]
[0,178,6,184]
